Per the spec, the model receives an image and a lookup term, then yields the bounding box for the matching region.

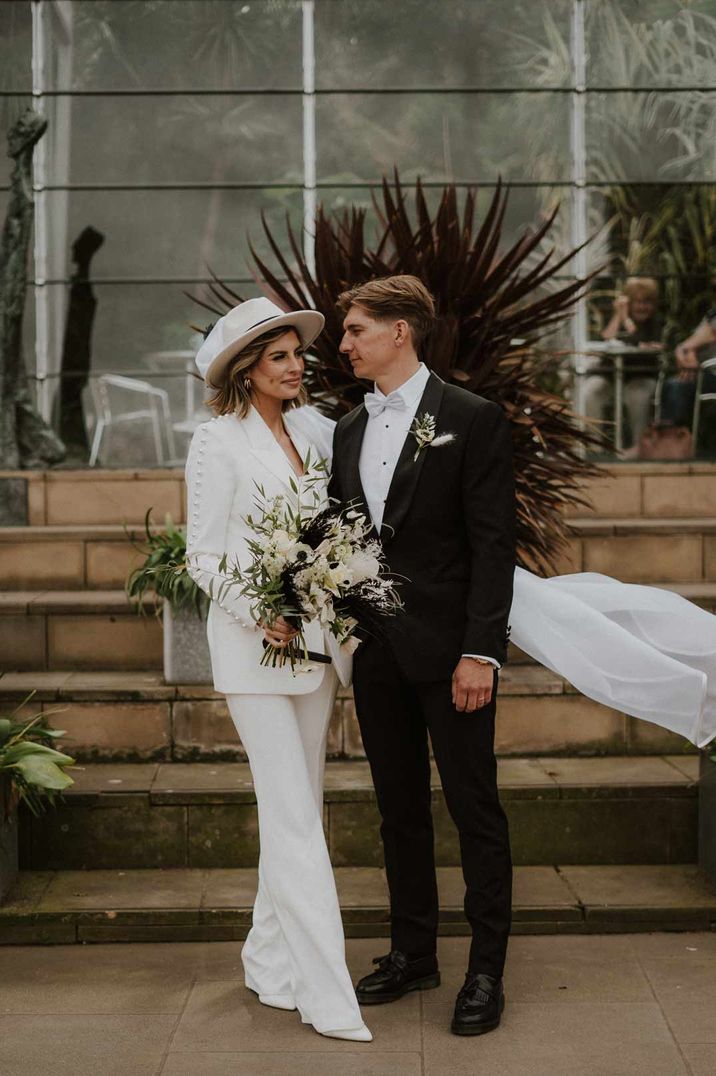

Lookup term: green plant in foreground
[126,510,208,618]
[0,695,75,821]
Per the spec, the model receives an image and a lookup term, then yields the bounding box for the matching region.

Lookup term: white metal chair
[89,374,176,467]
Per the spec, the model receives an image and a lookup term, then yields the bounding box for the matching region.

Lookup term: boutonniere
[410,412,456,461]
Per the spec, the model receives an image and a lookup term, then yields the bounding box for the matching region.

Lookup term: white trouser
[226,669,363,1034]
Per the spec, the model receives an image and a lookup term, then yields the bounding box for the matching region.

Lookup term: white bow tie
[364,392,408,418]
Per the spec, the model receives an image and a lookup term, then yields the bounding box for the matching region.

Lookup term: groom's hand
[452,657,494,713]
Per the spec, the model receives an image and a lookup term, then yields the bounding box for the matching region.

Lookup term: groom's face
[340,304,400,382]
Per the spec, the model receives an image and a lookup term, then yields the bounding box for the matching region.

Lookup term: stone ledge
[41,756,699,807]
[1,864,714,944]
[566,516,716,535]
[5,514,716,543]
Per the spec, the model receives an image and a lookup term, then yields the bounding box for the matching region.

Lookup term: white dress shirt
[358,363,500,669]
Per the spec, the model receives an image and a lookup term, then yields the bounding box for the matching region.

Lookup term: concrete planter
[699,751,716,886]
[163,604,212,685]
[0,780,19,905]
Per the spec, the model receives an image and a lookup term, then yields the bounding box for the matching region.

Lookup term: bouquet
[216,458,401,669]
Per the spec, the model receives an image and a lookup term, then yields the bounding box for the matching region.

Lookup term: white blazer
[185,404,351,695]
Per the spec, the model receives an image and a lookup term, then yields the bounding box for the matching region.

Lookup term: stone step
[559,516,716,581]
[0,667,697,759]
[1,578,714,675]
[0,591,162,671]
[0,524,156,590]
[3,462,716,529]
[1,863,714,944]
[16,757,699,872]
[3,517,716,589]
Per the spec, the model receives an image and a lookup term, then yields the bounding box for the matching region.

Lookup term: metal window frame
[25,0,714,429]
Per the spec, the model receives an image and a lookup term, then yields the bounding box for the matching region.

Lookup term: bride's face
[249,329,305,402]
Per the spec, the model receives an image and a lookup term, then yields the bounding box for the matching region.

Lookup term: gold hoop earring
[243,378,251,392]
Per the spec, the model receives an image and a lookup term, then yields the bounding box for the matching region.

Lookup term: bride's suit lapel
[242,405,310,491]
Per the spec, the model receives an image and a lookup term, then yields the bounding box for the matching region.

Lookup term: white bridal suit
[184,403,360,1034]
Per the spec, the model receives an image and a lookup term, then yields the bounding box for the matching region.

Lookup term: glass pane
[315,0,573,89]
[43,187,305,284]
[316,93,572,184]
[0,2,32,92]
[54,0,303,91]
[51,94,303,185]
[586,1,716,88]
[585,91,716,182]
[588,183,716,351]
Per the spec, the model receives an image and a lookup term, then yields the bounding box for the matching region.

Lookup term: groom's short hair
[337,275,436,349]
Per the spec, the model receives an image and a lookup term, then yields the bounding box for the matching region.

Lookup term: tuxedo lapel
[380,372,445,545]
[337,404,373,526]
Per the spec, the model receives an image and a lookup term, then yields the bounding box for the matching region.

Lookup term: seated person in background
[584,276,663,449]
[660,306,716,434]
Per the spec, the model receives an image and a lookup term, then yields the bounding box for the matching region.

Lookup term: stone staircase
[1,462,715,943]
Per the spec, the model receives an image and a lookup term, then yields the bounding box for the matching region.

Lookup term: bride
[186,297,716,1041]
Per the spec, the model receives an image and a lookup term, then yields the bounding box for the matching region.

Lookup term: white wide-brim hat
[195,297,325,389]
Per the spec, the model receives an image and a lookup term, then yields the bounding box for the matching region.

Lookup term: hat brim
[203,310,325,389]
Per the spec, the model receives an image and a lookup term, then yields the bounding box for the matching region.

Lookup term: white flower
[410,412,456,461]
[345,549,381,583]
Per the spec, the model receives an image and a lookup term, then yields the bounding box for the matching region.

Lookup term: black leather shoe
[355,949,440,1005]
[451,972,505,1035]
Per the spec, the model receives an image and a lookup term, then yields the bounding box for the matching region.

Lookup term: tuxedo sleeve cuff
[462,653,501,670]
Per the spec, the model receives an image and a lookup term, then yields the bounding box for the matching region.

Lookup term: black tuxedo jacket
[328,372,517,682]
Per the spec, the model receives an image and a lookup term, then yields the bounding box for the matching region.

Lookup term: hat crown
[219,298,287,346]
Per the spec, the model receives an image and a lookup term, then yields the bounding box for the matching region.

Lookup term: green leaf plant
[125,509,208,619]
[0,692,75,822]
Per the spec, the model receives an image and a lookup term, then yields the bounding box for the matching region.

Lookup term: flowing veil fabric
[511,568,716,748]
[296,404,716,749]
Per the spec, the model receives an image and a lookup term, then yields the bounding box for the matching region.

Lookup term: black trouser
[352,638,512,978]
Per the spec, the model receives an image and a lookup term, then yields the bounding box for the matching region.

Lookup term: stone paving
[1,932,716,1075]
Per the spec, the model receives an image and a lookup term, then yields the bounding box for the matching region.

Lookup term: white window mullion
[571,0,588,427]
[31,0,51,420]
[302,0,317,282]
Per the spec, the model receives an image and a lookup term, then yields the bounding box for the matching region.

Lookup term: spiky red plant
[191,173,607,574]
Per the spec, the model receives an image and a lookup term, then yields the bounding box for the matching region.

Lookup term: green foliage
[126,510,208,618]
[0,695,75,821]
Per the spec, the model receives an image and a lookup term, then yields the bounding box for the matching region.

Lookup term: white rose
[273,529,296,556]
[346,550,381,584]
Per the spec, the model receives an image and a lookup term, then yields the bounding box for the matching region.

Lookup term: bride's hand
[262,616,299,648]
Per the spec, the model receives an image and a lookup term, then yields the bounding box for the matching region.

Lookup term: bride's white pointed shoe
[319,1024,373,1042]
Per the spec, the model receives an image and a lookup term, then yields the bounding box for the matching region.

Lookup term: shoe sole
[356,972,441,1005]
[450,993,505,1036]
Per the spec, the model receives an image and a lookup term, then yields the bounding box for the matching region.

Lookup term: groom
[328,275,516,1036]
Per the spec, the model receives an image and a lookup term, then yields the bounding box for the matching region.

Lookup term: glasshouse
[1,4,716,1072]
